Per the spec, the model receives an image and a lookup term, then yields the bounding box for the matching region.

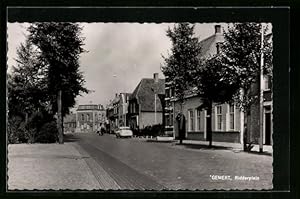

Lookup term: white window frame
[215,105,222,131]
[263,75,271,91]
[188,109,194,132]
[195,108,201,131]
[229,104,235,130]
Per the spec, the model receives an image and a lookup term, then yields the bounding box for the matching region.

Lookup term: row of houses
[165,25,273,145]
[65,24,272,146]
[106,25,273,146]
[106,73,165,134]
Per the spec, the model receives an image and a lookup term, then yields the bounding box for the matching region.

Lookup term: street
[65,132,273,190]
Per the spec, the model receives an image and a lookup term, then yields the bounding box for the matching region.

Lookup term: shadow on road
[175,143,233,150]
[246,150,272,156]
[63,133,80,143]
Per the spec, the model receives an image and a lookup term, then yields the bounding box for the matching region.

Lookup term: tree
[7,39,49,143]
[220,23,272,151]
[28,22,89,144]
[195,55,240,147]
[161,23,202,144]
[8,39,48,118]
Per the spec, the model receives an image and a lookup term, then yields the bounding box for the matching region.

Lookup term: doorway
[264,106,272,145]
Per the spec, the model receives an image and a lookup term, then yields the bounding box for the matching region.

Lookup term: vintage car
[115,127,133,138]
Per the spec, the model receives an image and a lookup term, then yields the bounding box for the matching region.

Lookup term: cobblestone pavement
[8,143,102,190]
[67,133,273,190]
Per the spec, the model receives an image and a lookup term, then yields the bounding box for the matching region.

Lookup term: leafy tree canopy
[220,23,273,110]
[27,22,89,116]
[161,23,202,102]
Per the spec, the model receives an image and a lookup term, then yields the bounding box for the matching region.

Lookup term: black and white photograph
[5,7,287,192]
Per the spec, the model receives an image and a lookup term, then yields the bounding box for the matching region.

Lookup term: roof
[112,95,120,104]
[170,30,224,101]
[77,104,104,111]
[198,33,224,58]
[130,78,165,112]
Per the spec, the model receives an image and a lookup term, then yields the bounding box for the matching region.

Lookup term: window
[196,108,201,131]
[170,113,173,126]
[81,114,84,121]
[216,105,222,130]
[165,115,169,126]
[170,88,175,98]
[229,105,235,130]
[264,75,271,90]
[188,109,194,131]
[86,114,90,121]
[165,88,170,98]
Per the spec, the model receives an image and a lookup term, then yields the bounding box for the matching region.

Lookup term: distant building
[118,93,131,127]
[106,93,131,133]
[75,104,106,133]
[106,95,119,133]
[63,112,76,133]
[128,73,165,133]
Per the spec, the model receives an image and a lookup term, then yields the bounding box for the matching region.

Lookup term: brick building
[128,73,165,133]
[75,104,106,133]
[166,25,273,145]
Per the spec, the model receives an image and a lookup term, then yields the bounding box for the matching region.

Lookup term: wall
[139,111,163,129]
[187,131,240,143]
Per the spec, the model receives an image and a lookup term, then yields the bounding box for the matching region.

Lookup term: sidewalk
[178,139,273,154]
[138,135,273,155]
[8,143,118,190]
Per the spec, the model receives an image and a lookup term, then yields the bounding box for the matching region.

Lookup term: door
[265,112,271,145]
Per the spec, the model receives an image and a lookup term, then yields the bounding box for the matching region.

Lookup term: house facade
[118,93,131,127]
[75,104,106,133]
[172,95,242,143]
[128,73,165,133]
[106,94,120,133]
[166,25,273,145]
[106,93,131,133]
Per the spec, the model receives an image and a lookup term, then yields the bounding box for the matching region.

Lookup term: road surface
[65,132,273,190]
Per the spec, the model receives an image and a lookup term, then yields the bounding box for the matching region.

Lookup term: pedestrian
[176,112,186,144]
[100,123,105,135]
[96,126,102,136]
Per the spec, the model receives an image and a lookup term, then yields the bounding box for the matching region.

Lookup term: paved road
[66,133,273,190]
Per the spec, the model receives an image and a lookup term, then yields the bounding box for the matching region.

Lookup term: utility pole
[259,23,265,153]
[154,93,157,124]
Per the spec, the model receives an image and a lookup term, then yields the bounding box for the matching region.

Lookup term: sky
[7,22,231,108]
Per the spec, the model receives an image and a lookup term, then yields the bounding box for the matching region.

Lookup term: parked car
[116,127,133,138]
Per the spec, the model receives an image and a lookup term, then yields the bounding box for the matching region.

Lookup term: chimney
[153,73,159,83]
[215,25,221,34]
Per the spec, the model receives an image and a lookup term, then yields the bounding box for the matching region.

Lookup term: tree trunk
[243,109,250,151]
[57,90,63,144]
[206,100,213,148]
[179,102,183,144]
